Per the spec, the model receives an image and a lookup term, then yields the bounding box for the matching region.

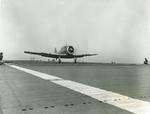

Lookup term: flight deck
[0,61,150,114]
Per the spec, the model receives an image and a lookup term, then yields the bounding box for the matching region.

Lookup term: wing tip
[24,51,29,53]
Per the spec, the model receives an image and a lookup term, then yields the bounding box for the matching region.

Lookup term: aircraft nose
[68,46,74,54]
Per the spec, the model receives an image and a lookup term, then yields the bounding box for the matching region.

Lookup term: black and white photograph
[0,0,150,114]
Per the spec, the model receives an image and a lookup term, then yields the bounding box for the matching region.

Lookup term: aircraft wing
[24,51,59,58]
[74,54,98,58]
[24,51,98,59]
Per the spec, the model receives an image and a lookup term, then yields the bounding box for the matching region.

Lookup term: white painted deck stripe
[8,64,150,114]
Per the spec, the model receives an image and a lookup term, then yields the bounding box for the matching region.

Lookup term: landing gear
[58,58,61,63]
[74,58,77,63]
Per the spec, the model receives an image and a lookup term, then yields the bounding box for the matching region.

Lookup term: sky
[0,0,150,63]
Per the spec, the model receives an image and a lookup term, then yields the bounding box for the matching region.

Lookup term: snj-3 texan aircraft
[24,45,98,63]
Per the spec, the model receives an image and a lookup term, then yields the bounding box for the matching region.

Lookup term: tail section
[54,48,57,54]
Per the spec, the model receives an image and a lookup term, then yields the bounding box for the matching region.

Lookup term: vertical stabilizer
[54,48,57,54]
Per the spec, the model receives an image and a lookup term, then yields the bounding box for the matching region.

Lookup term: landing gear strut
[58,58,61,63]
[74,58,77,63]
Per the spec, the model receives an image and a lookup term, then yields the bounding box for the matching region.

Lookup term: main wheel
[58,58,61,63]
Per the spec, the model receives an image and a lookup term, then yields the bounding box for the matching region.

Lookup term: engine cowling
[67,46,74,55]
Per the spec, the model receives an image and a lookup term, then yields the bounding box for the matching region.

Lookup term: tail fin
[0,52,3,61]
[54,48,57,54]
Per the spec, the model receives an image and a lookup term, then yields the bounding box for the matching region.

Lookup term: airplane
[24,45,98,63]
